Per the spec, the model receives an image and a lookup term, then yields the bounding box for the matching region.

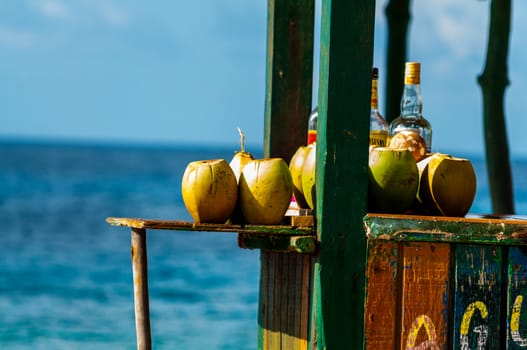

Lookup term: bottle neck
[400,83,422,118]
[371,79,379,111]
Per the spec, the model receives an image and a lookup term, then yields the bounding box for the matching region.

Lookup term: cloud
[98,5,129,27]
[0,27,35,48]
[29,0,72,20]
[412,0,488,61]
[27,0,130,28]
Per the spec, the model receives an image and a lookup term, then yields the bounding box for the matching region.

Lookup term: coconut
[301,142,316,210]
[415,154,441,215]
[289,144,313,209]
[368,147,419,213]
[418,153,476,217]
[229,127,254,182]
[239,158,293,225]
[181,159,238,223]
[388,130,427,162]
[228,128,255,224]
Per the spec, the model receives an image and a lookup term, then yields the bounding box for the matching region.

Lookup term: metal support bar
[131,228,152,350]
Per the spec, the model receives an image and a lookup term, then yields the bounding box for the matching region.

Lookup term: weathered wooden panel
[400,242,450,349]
[364,241,398,350]
[258,251,312,350]
[507,247,527,349]
[452,245,503,349]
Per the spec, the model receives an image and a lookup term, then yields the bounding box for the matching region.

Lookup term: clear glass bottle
[369,67,388,147]
[388,62,432,152]
[307,106,318,145]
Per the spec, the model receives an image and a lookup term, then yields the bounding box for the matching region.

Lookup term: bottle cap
[405,62,420,84]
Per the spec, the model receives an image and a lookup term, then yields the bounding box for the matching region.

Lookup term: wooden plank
[400,242,450,349]
[238,234,317,253]
[364,214,527,246]
[310,0,375,348]
[106,217,314,236]
[263,0,315,162]
[507,247,527,349]
[452,244,503,349]
[280,253,291,348]
[131,228,152,350]
[258,251,311,350]
[269,252,284,349]
[364,241,398,350]
[299,255,311,350]
[286,214,315,227]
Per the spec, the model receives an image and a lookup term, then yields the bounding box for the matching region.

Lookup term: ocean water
[1,140,526,349]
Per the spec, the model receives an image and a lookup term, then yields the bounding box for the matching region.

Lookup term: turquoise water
[0,140,526,349]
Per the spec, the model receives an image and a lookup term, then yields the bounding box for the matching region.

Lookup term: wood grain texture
[507,247,527,349]
[106,217,314,236]
[258,252,312,349]
[364,214,527,245]
[364,241,398,350]
[452,245,503,349]
[400,242,450,350]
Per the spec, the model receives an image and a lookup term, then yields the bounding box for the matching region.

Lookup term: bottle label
[371,79,378,109]
[307,130,317,145]
[405,75,420,85]
[369,130,387,147]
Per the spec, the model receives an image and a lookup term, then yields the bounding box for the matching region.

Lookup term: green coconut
[181,159,238,223]
[239,158,293,225]
[289,144,313,209]
[368,147,419,213]
[301,142,316,210]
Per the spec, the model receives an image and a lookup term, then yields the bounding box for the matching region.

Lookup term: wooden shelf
[106,217,317,254]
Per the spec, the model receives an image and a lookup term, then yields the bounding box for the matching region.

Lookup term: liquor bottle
[388,62,432,152]
[307,106,318,145]
[369,67,388,147]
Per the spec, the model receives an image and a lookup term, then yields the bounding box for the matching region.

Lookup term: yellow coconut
[301,142,316,210]
[181,159,238,223]
[289,144,313,209]
[368,147,419,213]
[229,127,254,182]
[419,153,476,217]
[416,154,441,215]
[239,158,293,225]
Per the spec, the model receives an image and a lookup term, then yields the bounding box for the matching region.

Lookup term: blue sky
[2,0,527,158]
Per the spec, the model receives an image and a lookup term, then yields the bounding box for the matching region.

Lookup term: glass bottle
[388,62,432,152]
[307,106,318,145]
[369,67,388,147]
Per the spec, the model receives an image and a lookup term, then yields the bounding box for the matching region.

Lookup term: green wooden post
[260,1,314,349]
[311,0,375,349]
[263,0,314,162]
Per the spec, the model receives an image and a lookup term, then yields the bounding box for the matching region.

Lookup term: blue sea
[1,140,527,349]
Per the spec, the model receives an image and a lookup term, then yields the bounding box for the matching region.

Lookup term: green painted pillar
[263,0,315,162]
[311,0,375,349]
[260,1,315,349]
